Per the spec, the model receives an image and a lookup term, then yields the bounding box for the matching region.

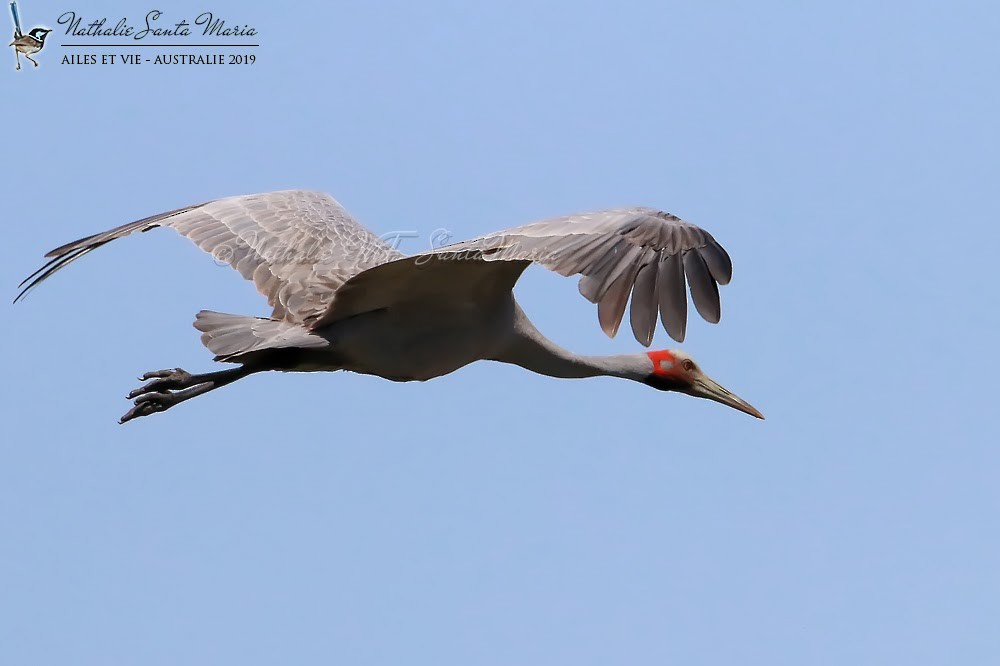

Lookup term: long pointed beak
[691,374,764,419]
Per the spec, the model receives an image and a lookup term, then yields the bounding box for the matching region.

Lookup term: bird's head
[644,349,764,419]
[28,28,52,42]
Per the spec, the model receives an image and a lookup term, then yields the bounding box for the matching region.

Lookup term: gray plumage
[18,191,402,325]
[17,190,763,422]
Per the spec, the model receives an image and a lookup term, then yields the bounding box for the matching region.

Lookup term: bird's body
[10,27,50,69]
[263,298,514,381]
[331,300,514,381]
[18,190,763,422]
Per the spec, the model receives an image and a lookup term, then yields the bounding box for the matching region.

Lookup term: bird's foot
[127,368,197,398]
[120,368,206,424]
[118,365,252,424]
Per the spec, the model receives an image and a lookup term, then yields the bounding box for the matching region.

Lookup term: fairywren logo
[8,0,51,69]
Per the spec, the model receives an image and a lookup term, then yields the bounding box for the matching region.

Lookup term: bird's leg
[15,52,21,70]
[25,53,38,67]
[119,365,259,424]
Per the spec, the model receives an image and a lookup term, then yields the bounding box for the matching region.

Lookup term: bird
[10,27,50,69]
[16,190,763,423]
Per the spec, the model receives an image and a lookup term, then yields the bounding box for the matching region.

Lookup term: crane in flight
[17,191,763,423]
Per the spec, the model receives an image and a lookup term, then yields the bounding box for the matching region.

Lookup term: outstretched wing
[318,207,732,345]
[16,190,404,325]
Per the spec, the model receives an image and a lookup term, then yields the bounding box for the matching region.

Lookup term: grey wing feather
[429,207,733,345]
[629,261,659,347]
[683,249,721,324]
[657,251,688,343]
[316,206,734,345]
[16,190,404,325]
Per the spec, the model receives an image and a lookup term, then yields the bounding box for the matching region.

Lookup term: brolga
[17,191,763,423]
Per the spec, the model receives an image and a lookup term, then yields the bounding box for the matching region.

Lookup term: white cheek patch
[659,360,674,372]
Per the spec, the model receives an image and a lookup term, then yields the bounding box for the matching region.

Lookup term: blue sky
[2,1,998,664]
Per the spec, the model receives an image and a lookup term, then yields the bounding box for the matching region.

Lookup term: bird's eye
[682,360,695,372]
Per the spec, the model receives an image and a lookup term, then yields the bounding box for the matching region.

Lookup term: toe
[126,385,148,400]
[127,380,167,399]
[119,393,170,424]
[120,402,155,424]
[134,391,170,405]
[139,368,185,381]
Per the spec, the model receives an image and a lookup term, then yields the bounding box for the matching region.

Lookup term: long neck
[492,305,651,382]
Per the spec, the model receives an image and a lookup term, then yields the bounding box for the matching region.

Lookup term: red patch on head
[646,349,677,377]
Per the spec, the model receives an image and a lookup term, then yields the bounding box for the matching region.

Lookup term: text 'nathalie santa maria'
[58,10,257,40]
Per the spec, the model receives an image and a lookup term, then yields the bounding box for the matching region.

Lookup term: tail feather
[193,311,327,361]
